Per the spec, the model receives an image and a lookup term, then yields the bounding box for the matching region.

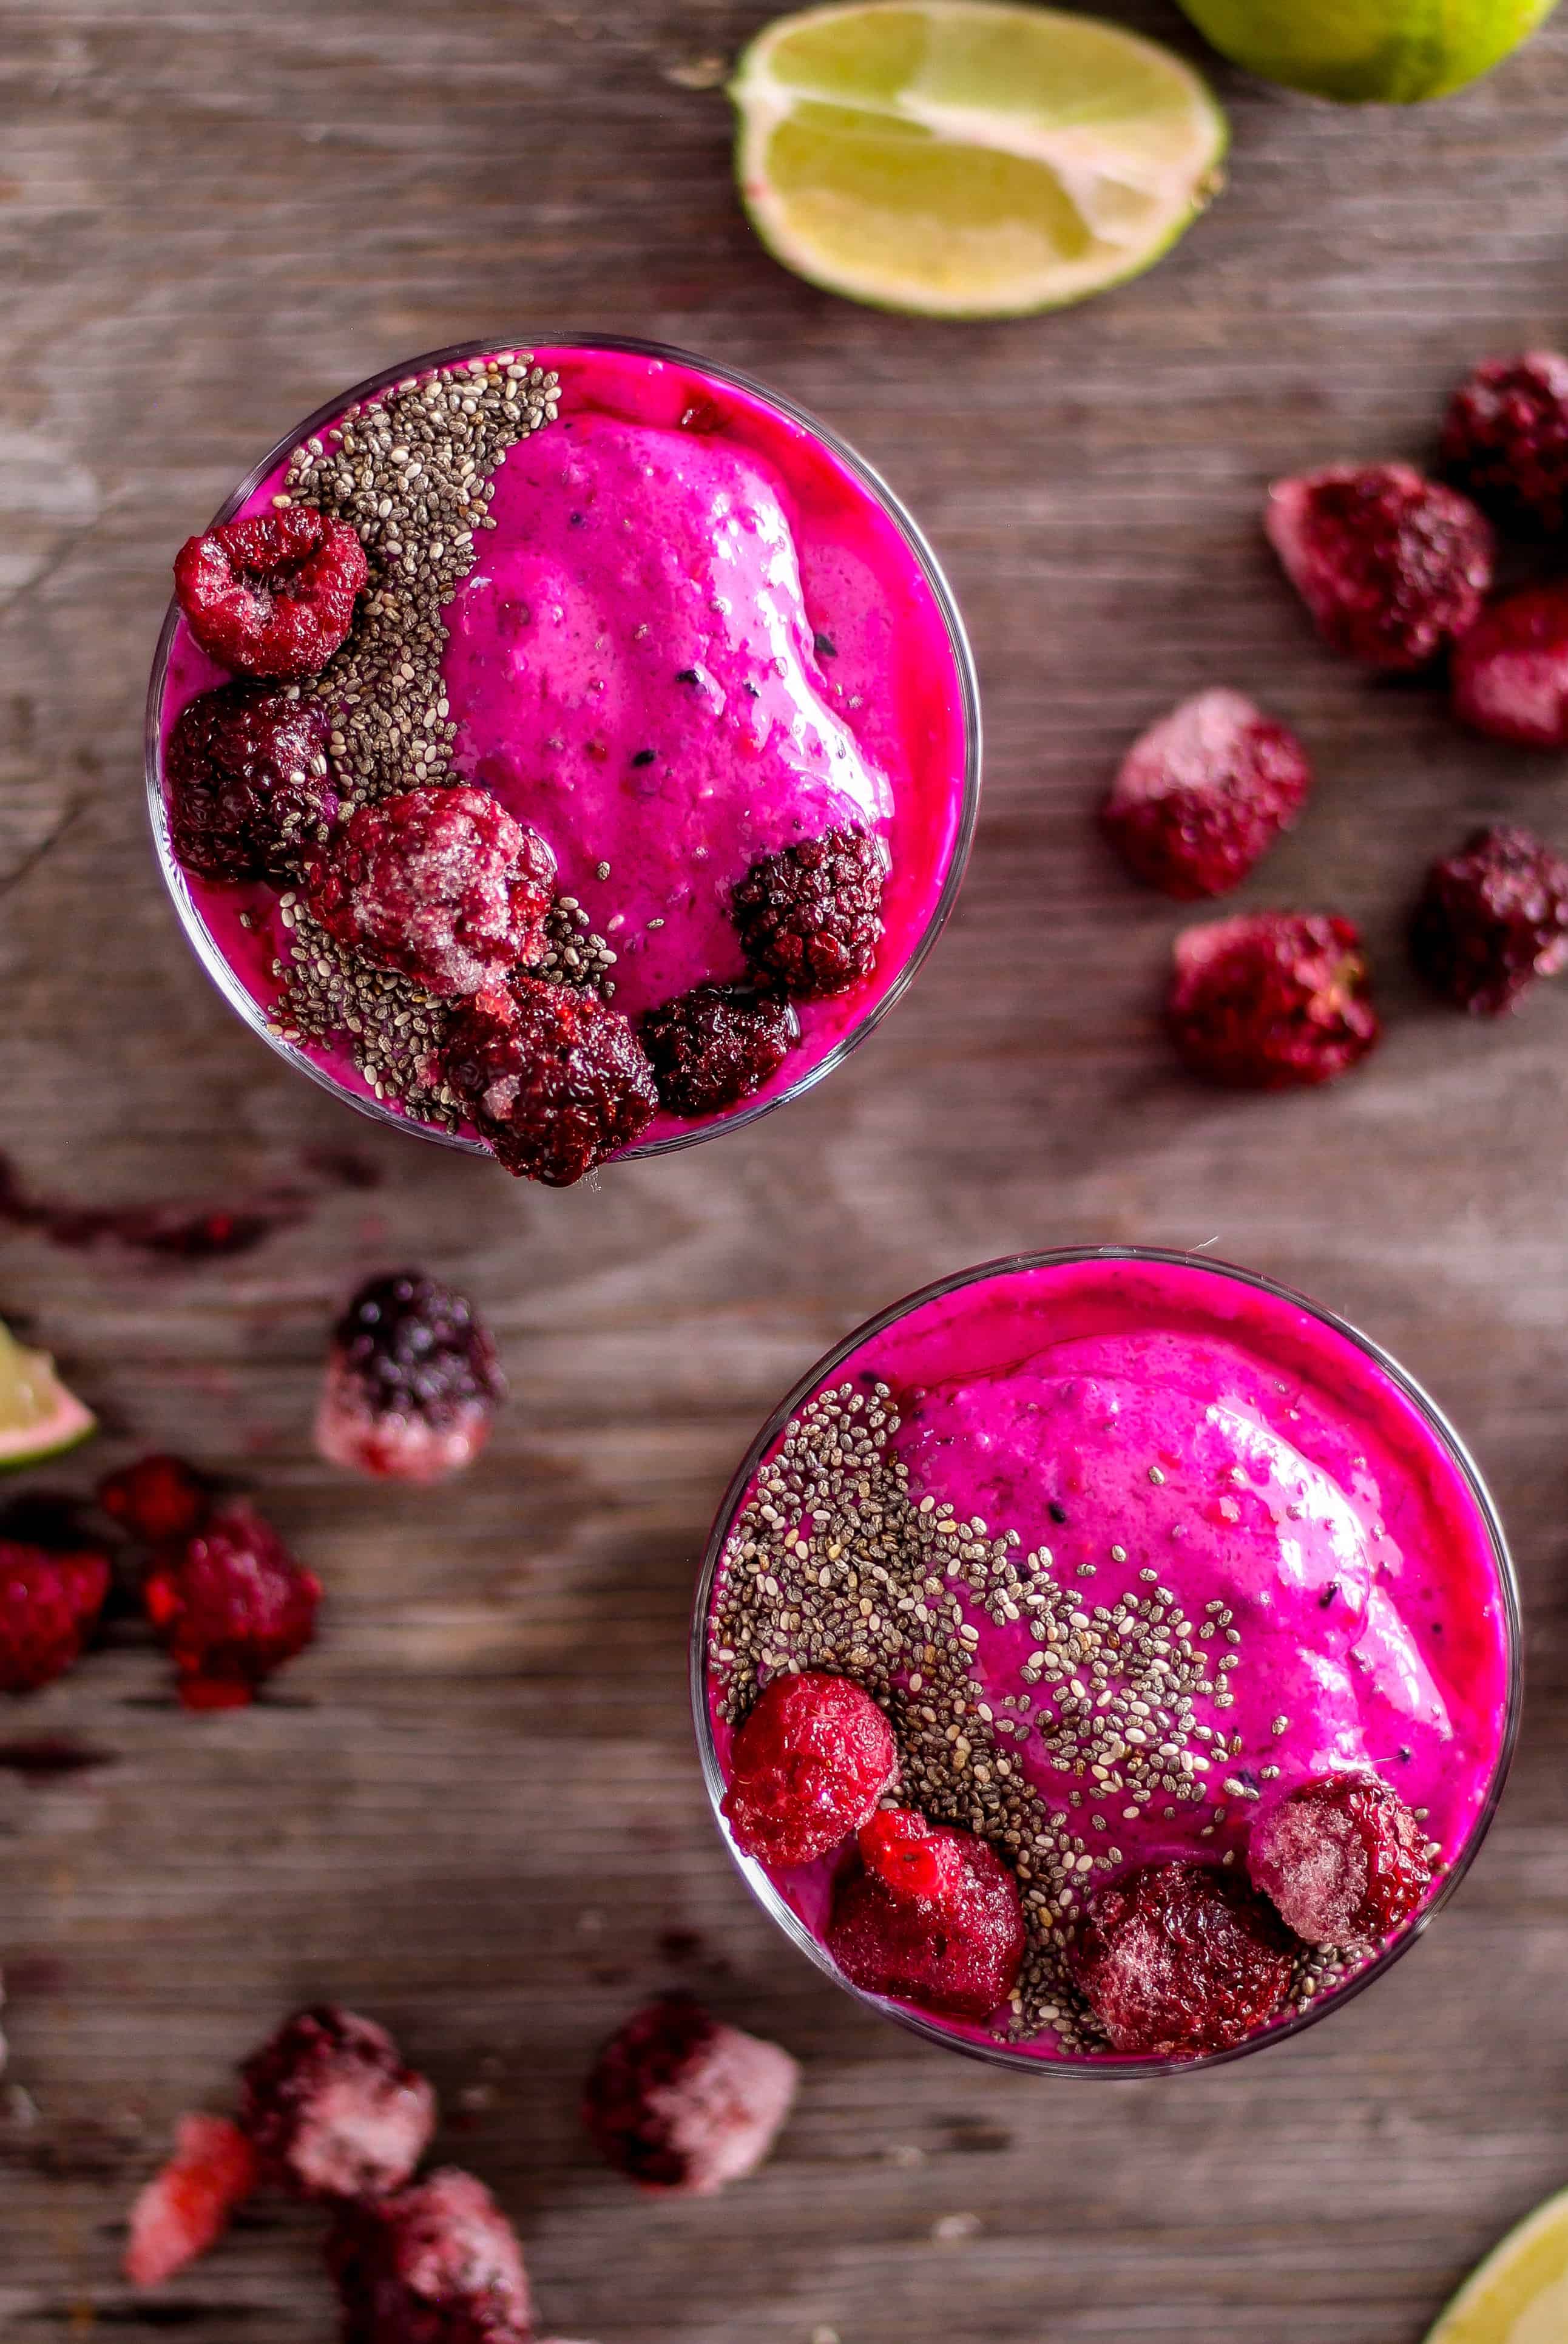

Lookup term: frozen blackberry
[316,1272,504,1485]
[1264,463,1493,671]
[1168,912,1380,1089]
[732,826,887,1000]
[326,2169,532,2344]
[441,974,658,1186]
[1249,1775,1432,1946]
[1410,824,1568,1015]
[581,1995,799,2196]
[638,986,798,1119]
[1442,352,1568,535]
[165,683,336,884]
[238,2004,436,2199]
[1071,1860,1296,2058]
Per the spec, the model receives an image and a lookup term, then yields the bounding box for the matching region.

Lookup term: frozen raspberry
[326,2169,531,2344]
[1101,689,1311,901]
[1249,1775,1434,1946]
[1264,463,1493,671]
[1410,824,1568,1016]
[826,1812,1026,2021]
[123,2113,259,2286]
[316,1272,505,1485]
[441,974,658,1186]
[141,1502,321,1710]
[238,2004,436,2198]
[581,1995,799,2197]
[1168,912,1379,1089]
[0,1543,110,1694]
[174,507,368,680]
[638,985,799,1119]
[98,1454,211,1545]
[306,788,555,998]
[1071,1861,1296,2059]
[721,1671,897,1868]
[732,826,888,999]
[165,683,336,884]
[1441,353,1568,535]
[1451,583,1568,748]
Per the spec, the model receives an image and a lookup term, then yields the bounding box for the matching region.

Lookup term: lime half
[731,1,1228,317]
[0,1318,94,1471]
[1427,2184,1568,2344]
[1176,0,1558,102]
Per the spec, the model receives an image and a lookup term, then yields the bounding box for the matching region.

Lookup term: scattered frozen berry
[721,1671,897,1868]
[326,2167,532,2344]
[732,826,887,999]
[1451,583,1568,748]
[174,507,368,679]
[826,1811,1026,2021]
[1441,352,1568,535]
[123,2113,259,2286]
[0,1543,110,1695]
[238,2004,436,2199]
[141,1502,320,1710]
[1070,1860,1296,2058]
[316,1272,504,1485]
[1249,1775,1434,1946]
[1264,462,1493,671]
[1168,912,1379,1089]
[98,1454,211,1546]
[581,1994,799,2197]
[164,683,336,884]
[306,788,555,998]
[1410,824,1568,1015]
[638,986,798,1119]
[441,974,658,1186]
[1101,689,1311,901]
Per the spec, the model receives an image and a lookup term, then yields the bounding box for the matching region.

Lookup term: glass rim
[688,1242,1522,2078]
[143,333,983,1161]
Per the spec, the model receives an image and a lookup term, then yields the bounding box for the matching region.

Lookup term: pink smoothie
[702,1252,1516,2065]
[153,344,973,1151]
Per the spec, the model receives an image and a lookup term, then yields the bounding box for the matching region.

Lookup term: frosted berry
[1070,1860,1296,2058]
[721,1671,897,1868]
[1441,352,1568,535]
[1451,583,1568,748]
[141,1501,320,1710]
[238,2004,436,2199]
[174,507,368,679]
[165,684,336,884]
[326,2168,532,2344]
[441,974,658,1186]
[98,1454,211,1545]
[732,826,887,999]
[1102,689,1311,901]
[639,985,798,1119]
[1264,463,1493,671]
[1249,1775,1433,1946]
[306,787,555,998]
[316,1272,504,1485]
[123,2113,259,2287]
[0,1542,110,1695]
[1168,912,1379,1089]
[581,1995,799,2196]
[826,1811,1026,2021]
[1411,824,1568,1015]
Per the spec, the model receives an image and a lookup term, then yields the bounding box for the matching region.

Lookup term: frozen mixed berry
[1249,1775,1433,1946]
[638,985,798,1119]
[164,683,336,884]
[326,2168,532,2344]
[123,2113,259,2286]
[1070,1860,1296,2059]
[141,1501,321,1710]
[174,506,368,680]
[1411,824,1568,1016]
[316,1272,504,1485]
[238,2004,436,2199]
[581,1994,799,2197]
[1441,352,1568,535]
[1101,689,1311,901]
[1451,583,1568,748]
[306,787,555,998]
[1168,911,1380,1089]
[0,1542,110,1694]
[98,1453,211,1546]
[721,1670,897,1868]
[825,1811,1026,2021]
[441,973,658,1186]
[732,825,887,1000]
[1264,462,1493,671]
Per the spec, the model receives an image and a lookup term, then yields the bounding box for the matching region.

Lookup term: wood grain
[5,4,1568,2337]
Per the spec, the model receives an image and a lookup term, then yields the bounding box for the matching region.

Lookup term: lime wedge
[1175,0,1558,103]
[0,1318,95,1471]
[731,1,1228,317]
[1427,2184,1568,2344]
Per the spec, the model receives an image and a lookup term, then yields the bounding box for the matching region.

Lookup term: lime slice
[1175,0,1558,103]
[1427,2184,1568,2344]
[731,1,1228,318]
[0,1318,95,1471]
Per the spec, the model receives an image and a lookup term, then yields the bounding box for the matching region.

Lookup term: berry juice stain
[0,1153,311,1261]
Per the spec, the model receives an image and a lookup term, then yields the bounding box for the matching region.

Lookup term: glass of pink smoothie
[692,1248,1519,2073]
[145,339,979,1168]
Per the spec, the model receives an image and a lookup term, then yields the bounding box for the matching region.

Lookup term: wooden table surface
[5,3,1568,2337]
